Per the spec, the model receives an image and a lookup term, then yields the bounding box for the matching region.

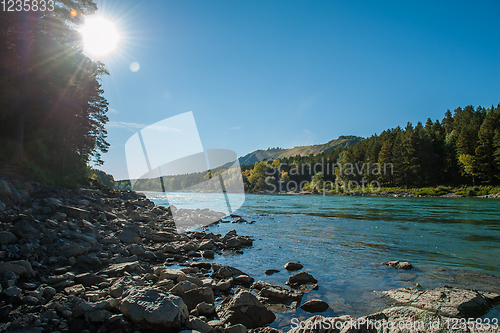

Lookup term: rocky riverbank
[0,174,499,333]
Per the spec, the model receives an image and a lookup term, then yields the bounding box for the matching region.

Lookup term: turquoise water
[145,192,500,329]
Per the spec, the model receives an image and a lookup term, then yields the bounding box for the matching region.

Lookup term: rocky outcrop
[216,290,276,329]
[286,271,318,288]
[299,299,329,313]
[379,286,500,318]
[0,175,266,332]
[383,260,413,270]
[120,286,189,329]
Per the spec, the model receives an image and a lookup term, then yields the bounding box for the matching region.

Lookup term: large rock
[75,273,106,287]
[117,224,142,244]
[216,290,275,329]
[0,180,12,197]
[284,262,303,271]
[256,283,302,304]
[120,287,188,329]
[178,287,214,311]
[60,205,91,219]
[380,286,500,318]
[383,260,413,270]
[0,231,18,245]
[287,271,317,288]
[59,240,91,257]
[211,264,247,279]
[0,260,34,277]
[99,261,147,277]
[300,299,329,313]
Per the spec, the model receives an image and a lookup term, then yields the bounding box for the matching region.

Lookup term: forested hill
[241,103,500,193]
[239,135,363,165]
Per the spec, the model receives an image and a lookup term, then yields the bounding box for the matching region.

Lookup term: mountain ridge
[238,135,363,165]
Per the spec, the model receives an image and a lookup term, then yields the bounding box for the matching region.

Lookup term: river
[145,192,500,329]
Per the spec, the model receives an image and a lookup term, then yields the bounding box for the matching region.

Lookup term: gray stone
[180,287,214,311]
[0,180,12,197]
[211,264,247,279]
[43,286,57,298]
[3,286,22,297]
[85,309,112,322]
[0,231,18,245]
[225,324,247,333]
[216,290,275,329]
[185,316,213,333]
[74,273,106,287]
[383,260,413,270]
[99,261,146,277]
[64,283,85,295]
[284,262,303,271]
[300,299,329,313]
[110,275,145,298]
[120,286,188,328]
[286,271,317,288]
[380,286,500,318]
[59,205,91,219]
[196,301,215,316]
[0,260,34,277]
[127,244,145,256]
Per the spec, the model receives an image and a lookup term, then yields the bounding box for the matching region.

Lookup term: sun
[80,16,120,60]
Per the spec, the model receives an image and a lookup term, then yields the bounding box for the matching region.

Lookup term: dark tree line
[0,1,109,186]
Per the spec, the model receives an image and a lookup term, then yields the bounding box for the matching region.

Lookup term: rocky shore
[0,175,499,333]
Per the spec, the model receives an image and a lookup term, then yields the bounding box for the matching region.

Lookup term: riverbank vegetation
[244,104,500,193]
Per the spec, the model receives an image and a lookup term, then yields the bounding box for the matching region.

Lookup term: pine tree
[475,108,498,183]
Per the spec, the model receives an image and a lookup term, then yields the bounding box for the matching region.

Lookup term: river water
[145,192,500,329]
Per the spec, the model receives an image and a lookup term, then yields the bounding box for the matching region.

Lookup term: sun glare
[80,16,120,60]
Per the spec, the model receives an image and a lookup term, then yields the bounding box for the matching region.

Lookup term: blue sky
[93,0,500,179]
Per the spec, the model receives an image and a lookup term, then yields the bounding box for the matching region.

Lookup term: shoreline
[249,190,500,199]
[0,173,499,332]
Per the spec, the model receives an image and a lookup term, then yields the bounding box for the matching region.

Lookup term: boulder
[286,271,317,288]
[110,276,145,298]
[3,286,22,297]
[196,301,215,316]
[233,275,254,287]
[0,260,34,277]
[180,287,214,311]
[120,286,188,328]
[127,244,145,256]
[117,224,142,244]
[264,269,279,275]
[0,180,12,197]
[0,231,18,245]
[59,205,91,219]
[216,290,275,329]
[383,260,413,270]
[284,262,303,271]
[59,241,91,258]
[380,286,500,318]
[74,273,106,287]
[211,264,247,279]
[99,261,147,277]
[185,316,213,333]
[225,324,248,333]
[300,299,329,313]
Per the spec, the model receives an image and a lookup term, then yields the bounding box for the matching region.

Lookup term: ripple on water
[145,192,500,327]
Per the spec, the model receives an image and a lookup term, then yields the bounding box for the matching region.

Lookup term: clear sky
[92,0,500,180]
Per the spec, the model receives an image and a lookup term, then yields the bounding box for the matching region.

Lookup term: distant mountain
[238,135,364,165]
